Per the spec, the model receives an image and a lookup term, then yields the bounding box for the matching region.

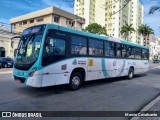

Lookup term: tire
[128,68,134,80]
[69,72,82,90]
[4,64,8,68]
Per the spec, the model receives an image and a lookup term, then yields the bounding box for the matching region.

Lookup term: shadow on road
[14,73,147,97]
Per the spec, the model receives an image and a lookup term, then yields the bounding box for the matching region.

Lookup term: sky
[0,0,160,37]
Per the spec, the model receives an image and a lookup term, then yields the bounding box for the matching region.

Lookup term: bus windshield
[15,25,46,65]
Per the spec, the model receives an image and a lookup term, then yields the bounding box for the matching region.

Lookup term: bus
[13,24,149,90]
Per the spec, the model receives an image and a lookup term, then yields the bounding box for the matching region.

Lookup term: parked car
[153,59,159,63]
[0,57,14,68]
[0,59,5,68]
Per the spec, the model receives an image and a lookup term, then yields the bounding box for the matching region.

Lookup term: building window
[30,19,34,23]
[23,21,27,25]
[54,16,59,23]
[18,22,22,26]
[69,21,72,25]
[36,17,44,22]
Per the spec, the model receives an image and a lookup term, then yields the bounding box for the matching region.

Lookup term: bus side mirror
[14,49,17,57]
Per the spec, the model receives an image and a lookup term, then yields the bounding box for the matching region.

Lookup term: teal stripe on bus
[101,58,108,78]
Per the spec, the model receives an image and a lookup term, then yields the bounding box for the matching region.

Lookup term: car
[0,57,14,68]
[153,59,159,63]
[0,59,5,68]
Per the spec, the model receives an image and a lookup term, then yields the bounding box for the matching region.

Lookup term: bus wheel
[128,68,134,79]
[69,72,82,90]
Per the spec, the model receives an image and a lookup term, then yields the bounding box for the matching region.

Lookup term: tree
[149,6,160,14]
[138,24,154,46]
[100,26,108,36]
[120,24,135,41]
[85,23,108,35]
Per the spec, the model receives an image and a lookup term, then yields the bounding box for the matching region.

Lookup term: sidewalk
[131,95,160,120]
[0,68,12,74]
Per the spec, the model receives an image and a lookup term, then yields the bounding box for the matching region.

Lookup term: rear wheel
[69,72,82,90]
[128,68,134,79]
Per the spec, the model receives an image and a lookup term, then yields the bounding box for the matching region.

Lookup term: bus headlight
[29,68,37,77]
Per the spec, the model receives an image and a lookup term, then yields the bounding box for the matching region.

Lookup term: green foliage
[149,6,160,14]
[85,23,102,34]
[138,24,154,46]
[120,23,135,41]
[138,24,154,37]
[85,23,108,35]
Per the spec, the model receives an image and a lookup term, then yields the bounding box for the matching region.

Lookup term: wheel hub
[72,76,80,86]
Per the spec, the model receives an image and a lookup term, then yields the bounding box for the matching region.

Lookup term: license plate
[16,79,21,83]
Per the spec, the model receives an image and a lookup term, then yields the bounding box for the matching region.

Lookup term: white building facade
[74,0,106,28]
[149,35,160,60]
[74,0,144,44]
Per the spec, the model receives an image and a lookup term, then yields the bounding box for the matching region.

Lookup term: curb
[130,95,160,120]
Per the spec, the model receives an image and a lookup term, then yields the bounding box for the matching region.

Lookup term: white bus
[13,24,149,90]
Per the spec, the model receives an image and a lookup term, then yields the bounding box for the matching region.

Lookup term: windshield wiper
[28,33,35,43]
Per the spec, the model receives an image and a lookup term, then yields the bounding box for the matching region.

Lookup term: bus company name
[78,61,86,65]
[72,59,86,65]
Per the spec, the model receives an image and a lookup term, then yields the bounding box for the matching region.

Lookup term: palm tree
[138,24,154,46]
[149,6,160,14]
[120,23,135,41]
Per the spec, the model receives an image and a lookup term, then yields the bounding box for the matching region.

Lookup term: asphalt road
[0,63,160,120]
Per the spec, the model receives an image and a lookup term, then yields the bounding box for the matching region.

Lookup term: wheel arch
[70,67,86,82]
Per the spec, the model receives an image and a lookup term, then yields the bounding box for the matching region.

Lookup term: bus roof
[33,24,149,49]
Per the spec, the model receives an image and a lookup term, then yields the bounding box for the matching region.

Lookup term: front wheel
[4,64,8,68]
[128,68,134,79]
[69,72,82,90]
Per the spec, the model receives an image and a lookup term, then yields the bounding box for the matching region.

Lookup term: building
[105,0,143,43]
[149,35,160,60]
[74,0,144,44]
[74,0,106,28]
[129,0,144,44]
[10,6,85,33]
[0,29,19,57]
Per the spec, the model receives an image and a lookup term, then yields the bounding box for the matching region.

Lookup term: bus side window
[122,45,128,58]
[44,37,66,56]
[71,35,87,55]
[128,47,135,58]
[134,48,142,59]
[89,39,103,56]
[142,49,149,59]
[116,44,122,58]
[105,42,115,57]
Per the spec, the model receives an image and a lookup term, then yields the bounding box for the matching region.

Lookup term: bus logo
[72,59,77,65]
